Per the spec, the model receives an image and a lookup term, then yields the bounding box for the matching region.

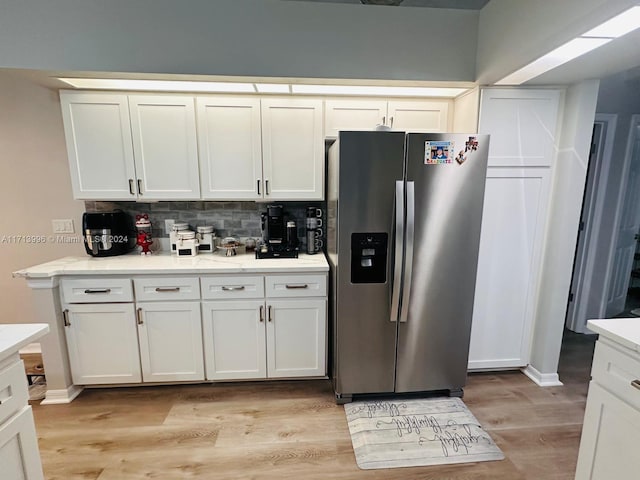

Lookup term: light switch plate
[165,219,175,234]
[52,219,75,234]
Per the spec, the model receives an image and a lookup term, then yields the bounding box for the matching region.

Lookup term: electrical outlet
[52,219,75,234]
[165,219,175,234]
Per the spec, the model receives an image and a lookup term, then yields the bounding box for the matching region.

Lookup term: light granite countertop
[0,323,49,362]
[587,318,640,353]
[13,252,329,278]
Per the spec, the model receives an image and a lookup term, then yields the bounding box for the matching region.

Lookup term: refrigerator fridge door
[395,133,489,393]
[331,131,406,397]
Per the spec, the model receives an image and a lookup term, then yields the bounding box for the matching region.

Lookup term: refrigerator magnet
[465,136,479,152]
[456,150,468,165]
[424,141,454,165]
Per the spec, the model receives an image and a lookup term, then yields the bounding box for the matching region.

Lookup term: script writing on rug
[344,397,504,470]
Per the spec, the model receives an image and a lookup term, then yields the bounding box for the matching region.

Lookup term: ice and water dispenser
[350,233,388,284]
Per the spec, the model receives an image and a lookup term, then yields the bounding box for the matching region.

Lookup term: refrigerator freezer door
[395,133,489,393]
[331,131,406,396]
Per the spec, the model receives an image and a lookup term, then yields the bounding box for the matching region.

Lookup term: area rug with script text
[344,397,504,470]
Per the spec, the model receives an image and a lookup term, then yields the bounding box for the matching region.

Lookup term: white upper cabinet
[325,99,387,137]
[196,97,263,200]
[60,92,137,200]
[129,95,200,200]
[261,98,324,200]
[387,100,451,132]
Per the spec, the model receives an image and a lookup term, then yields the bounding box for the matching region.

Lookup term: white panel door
[60,91,137,200]
[575,382,640,479]
[387,100,451,132]
[202,300,266,380]
[266,299,326,378]
[136,301,204,382]
[469,167,551,370]
[196,97,263,200]
[129,95,200,200]
[479,89,561,166]
[261,98,324,200]
[64,303,141,384]
[324,99,387,138]
[0,408,44,480]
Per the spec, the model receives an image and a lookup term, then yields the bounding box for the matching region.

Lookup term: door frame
[604,114,640,316]
[566,114,617,333]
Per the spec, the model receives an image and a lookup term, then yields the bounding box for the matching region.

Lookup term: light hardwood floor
[31,331,595,480]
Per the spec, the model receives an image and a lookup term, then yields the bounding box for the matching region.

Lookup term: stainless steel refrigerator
[327,131,489,403]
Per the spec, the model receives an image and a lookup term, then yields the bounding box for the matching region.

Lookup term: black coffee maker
[256,205,298,259]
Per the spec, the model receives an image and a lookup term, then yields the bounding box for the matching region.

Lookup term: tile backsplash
[85,201,325,250]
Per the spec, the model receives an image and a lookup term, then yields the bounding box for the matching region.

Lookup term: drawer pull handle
[62,309,70,327]
[285,284,308,289]
[222,286,245,291]
[268,305,272,322]
[84,288,111,294]
[259,305,264,323]
[136,307,144,325]
[632,379,640,390]
[155,287,180,292]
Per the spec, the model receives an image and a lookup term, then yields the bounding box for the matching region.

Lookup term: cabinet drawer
[265,274,327,298]
[0,360,29,425]
[134,277,200,301]
[61,278,133,303]
[592,338,640,410]
[201,276,264,300]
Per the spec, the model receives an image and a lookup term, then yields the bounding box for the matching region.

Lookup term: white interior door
[606,119,640,316]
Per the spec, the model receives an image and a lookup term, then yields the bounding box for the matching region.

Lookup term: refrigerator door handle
[390,180,404,322]
[399,181,415,323]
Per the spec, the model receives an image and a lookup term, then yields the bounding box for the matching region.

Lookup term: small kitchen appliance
[256,205,298,259]
[306,207,323,255]
[82,210,136,257]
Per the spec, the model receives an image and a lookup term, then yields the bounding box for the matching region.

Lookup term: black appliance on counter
[256,205,298,259]
[82,210,136,257]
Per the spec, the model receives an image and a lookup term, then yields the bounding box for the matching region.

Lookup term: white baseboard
[521,365,563,387]
[40,385,84,404]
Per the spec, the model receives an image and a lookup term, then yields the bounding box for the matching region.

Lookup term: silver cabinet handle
[285,284,308,289]
[382,115,386,126]
[265,179,270,195]
[221,286,245,291]
[257,179,261,195]
[259,305,264,323]
[84,288,111,294]
[400,181,415,324]
[155,287,180,292]
[129,179,135,195]
[268,305,272,322]
[62,309,70,327]
[390,180,404,323]
[389,116,394,128]
[632,379,640,390]
[137,179,143,195]
[136,307,144,325]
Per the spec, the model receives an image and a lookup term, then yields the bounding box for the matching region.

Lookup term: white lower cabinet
[266,299,326,378]
[0,407,44,480]
[136,301,204,382]
[63,303,142,384]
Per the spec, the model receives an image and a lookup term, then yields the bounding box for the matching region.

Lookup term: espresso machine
[256,205,298,259]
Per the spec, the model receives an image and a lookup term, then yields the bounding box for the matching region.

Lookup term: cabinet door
[136,301,204,382]
[468,167,551,370]
[129,95,200,200]
[64,303,141,384]
[387,100,451,133]
[60,91,137,200]
[196,97,263,200]
[261,98,324,200]
[266,299,326,378]
[0,407,44,480]
[202,300,266,380]
[576,381,640,479]
[325,99,387,138]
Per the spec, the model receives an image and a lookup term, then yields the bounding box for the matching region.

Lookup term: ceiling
[285,0,490,9]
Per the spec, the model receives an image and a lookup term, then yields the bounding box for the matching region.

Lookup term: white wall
[453,87,479,133]
[529,80,600,378]
[476,0,637,84]
[0,0,478,82]
[0,70,85,325]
